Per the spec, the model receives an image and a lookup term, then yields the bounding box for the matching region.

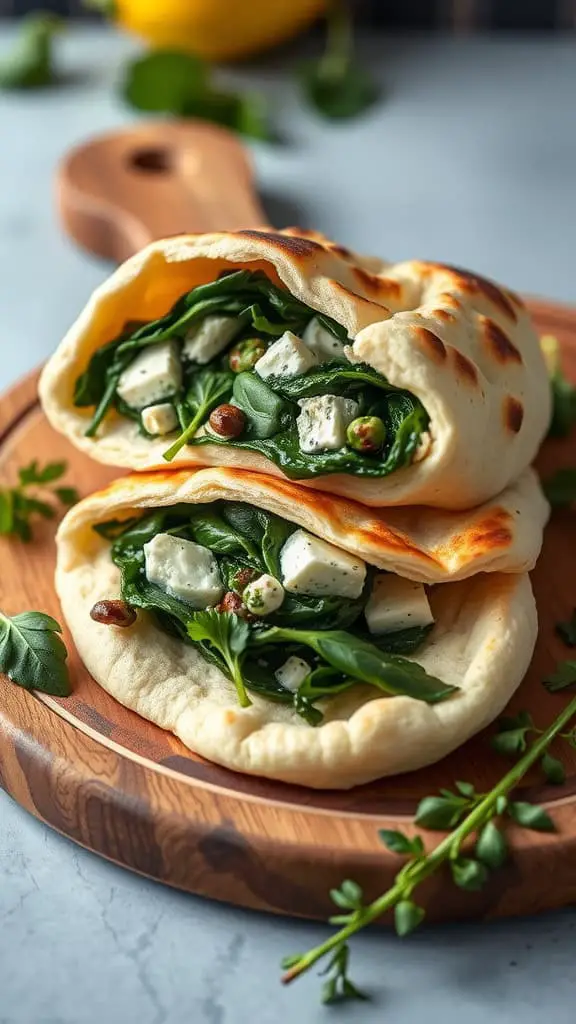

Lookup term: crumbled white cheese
[280,529,366,599]
[254,330,319,379]
[365,575,434,634]
[141,402,178,436]
[243,574,285,616]
[296,394,360,453]
[182,316,240,364]
[275,656,311,693]
[116,341,182,410]
[144,533,223,609]
[302,318,346,361]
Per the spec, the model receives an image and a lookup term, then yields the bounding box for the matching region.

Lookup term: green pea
[229,338,267,373]
[346,416,387,454]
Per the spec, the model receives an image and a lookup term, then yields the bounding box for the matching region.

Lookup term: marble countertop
[1,27,576,1024]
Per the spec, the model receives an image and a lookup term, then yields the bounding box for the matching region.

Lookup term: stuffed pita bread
[41,228,551,510]
[55,466,546,788]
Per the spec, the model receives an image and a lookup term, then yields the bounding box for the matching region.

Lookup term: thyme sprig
[281,692,576,1002]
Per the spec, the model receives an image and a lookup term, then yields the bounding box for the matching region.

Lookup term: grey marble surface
[1,27,576,1024]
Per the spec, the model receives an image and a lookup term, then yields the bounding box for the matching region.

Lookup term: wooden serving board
[0,300,575,923]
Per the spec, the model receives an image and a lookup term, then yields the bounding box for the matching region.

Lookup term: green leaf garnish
[414,792,472,830]
[378,830,424,857]
[451,857,489,892]
[0,610,71,696]
[556,609,576,647]
[0,13,62,90]
[0,459,76,542]
[394,900,425,937]
[121,49,271,141]
[282,693,576,999]
[543,468,576,507]
[507,801,556,833]
[475,821,508,869]
[540,751,566,785]
[300,0,379,120]
[490,710,534,758]
[544,660,576,692]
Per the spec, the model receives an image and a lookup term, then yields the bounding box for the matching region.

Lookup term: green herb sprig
[0,13,62,90]
[0,610,71,696]
[0,460,79,542]
[281,691,576,1002]
[300,0,379,120]
[121,49,271,141]
[164,370,234,461]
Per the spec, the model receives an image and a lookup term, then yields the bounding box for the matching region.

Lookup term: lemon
[112,0,327,62]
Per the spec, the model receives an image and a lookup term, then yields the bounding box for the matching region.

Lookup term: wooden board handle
[56,120,269,264]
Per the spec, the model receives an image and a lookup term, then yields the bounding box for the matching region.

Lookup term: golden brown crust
[75,464,548,583]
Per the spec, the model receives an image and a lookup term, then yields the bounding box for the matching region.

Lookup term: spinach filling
[95,502,457,727]
[75,270,429,479]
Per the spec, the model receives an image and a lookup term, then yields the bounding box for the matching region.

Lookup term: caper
[229,338,267,373]
[346,415,387,454]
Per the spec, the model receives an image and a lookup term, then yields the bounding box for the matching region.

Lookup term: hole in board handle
[130,148,172,173]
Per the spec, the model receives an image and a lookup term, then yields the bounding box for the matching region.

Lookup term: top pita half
[40,227,551,510]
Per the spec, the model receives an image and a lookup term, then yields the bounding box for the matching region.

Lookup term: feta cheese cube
[303,317,346,361]
[243,574,285,616]
[144,533,223,609]
[296,394,359,453]
[182,316,240,364]
[280,529,366,599]
[141,402,178,436]
[275,656,311,693]
[116,341,182,410]
[365,576,434,635]
[254,331,319,379]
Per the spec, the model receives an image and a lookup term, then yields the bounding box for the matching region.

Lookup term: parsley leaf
[122,49,271,141]
[556,609,576,647]
[0,610,71,696]
[0,460,77,541]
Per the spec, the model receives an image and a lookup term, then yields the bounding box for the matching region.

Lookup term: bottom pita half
[55,468,541,788]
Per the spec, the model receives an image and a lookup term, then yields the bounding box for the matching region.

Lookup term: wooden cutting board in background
[56,121,269,261]
[1,120,576,922]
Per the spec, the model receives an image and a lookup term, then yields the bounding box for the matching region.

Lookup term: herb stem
[282,694,576,985]
[163,408,206,462]
[322,0,352,80]
[85,373,122,438]
[229,656,251,708]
